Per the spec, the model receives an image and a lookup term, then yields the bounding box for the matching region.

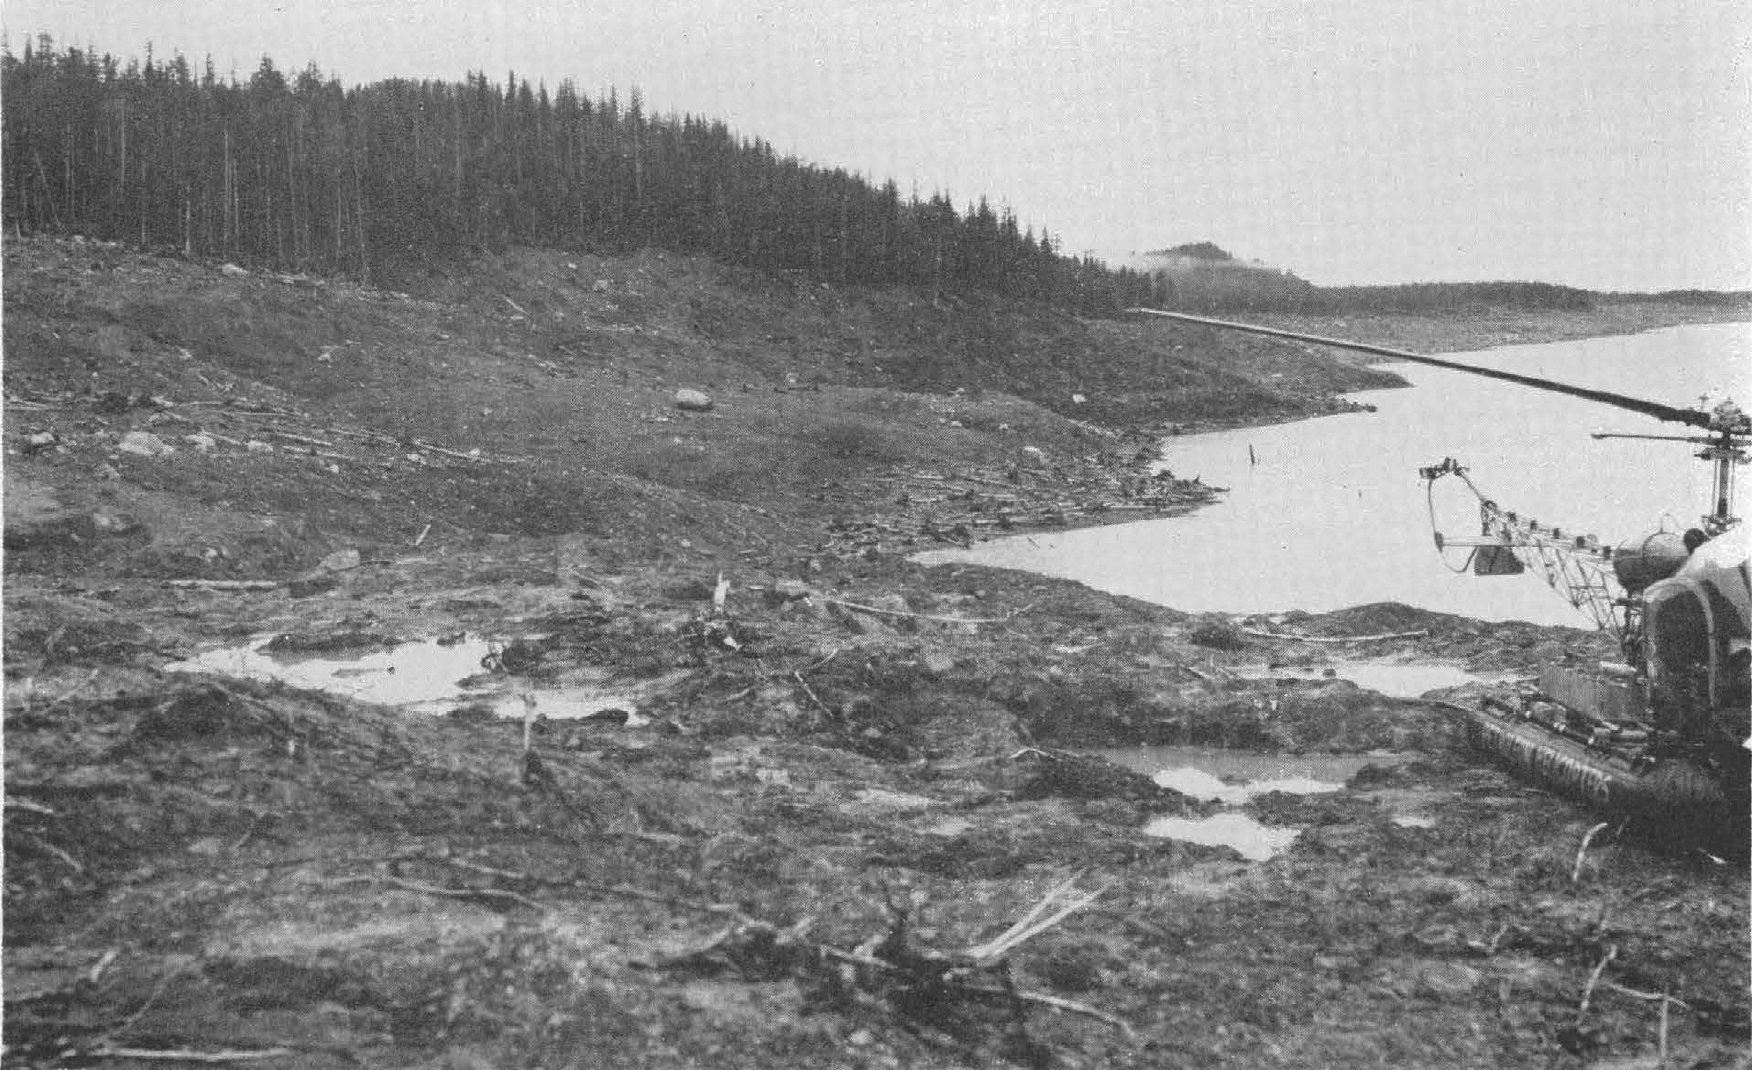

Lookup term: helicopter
[1127,307,1750,850]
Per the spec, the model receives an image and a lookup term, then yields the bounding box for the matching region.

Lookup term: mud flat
[5,236,1746,1067]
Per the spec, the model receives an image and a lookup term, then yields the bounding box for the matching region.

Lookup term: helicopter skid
[1456,699,1739,853]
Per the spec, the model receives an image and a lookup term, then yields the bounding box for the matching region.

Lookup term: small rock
[23,431,57,454]
[1415,961,1484,998]
[117,431,174,457]
[872,593,909,614]
[674,388,714,412]
[287,574,341,599]
[580,708,630,725]
[319,547,362,572]
[922,651,956,675]
[771,579,813,602]
[186,836,227,857]
[91,512,140,535]
[1072,393,1087,404]
[94,390,133,414]
[220,262,249,277]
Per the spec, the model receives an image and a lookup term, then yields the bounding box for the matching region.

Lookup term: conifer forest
[2,39,1160,312]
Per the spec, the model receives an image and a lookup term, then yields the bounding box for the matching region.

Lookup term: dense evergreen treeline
[2,38,1159,312]
[1312,280,1595,313]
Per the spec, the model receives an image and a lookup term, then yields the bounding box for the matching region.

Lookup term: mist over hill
[1132,242,1752,316]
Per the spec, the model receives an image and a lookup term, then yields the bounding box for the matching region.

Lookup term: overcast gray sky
[5,0,1748,291]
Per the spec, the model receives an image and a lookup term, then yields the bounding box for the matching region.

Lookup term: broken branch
[823,598,1036,626]
[792,670,832,716]
[959,984,1139,1042]
[1572,821,1613,884]
[964,872,1107,962]
[163,579,282,591]
[1601,982,1691,1011]
[263,428,337,449]
[87,1047,295,1063]
[383,875,546,911]
[1577,944,1618,1016]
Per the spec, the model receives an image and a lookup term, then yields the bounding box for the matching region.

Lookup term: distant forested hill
[1135,243,1750,315]
[1,38,1156,312]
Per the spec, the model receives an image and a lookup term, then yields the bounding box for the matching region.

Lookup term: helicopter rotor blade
[1126,308,1716,430]
[1590,432,1715,444]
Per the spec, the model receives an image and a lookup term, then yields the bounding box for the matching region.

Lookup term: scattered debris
[645,874,1133,1056]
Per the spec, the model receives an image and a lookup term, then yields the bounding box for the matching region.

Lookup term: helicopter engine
[1638,527,1752,755]
[1611,530,1691,592]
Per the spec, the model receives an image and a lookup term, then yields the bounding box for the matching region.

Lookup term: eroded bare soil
[5,236,1747,1068]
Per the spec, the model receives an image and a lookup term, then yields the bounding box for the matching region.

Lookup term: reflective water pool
[166,634,674,720]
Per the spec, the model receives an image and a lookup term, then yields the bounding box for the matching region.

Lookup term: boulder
[674,388,714,412]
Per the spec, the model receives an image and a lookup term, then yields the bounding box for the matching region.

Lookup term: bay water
[919,322,1750,627]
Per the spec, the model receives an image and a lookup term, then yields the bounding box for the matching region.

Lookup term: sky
[4,0,1749,291]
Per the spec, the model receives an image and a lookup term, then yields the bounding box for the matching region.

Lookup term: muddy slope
[5,236,1746,1068]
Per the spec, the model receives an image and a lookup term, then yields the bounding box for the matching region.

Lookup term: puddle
[1095,746,1392,787]
[1094,746,1401,861]
[167,635,503,706]
[1234,662,1499,698]
[1142,814,1302,862]
[166,634,681,721]
[1148,766,1344,805]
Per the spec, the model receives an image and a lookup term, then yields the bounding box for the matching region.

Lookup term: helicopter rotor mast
[1592,430,1748,534]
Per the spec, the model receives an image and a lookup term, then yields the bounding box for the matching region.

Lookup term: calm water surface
[921,322,1750,626]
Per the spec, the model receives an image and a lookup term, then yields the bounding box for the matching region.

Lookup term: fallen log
[163,579,282,591]
[1241,628,1428,643]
